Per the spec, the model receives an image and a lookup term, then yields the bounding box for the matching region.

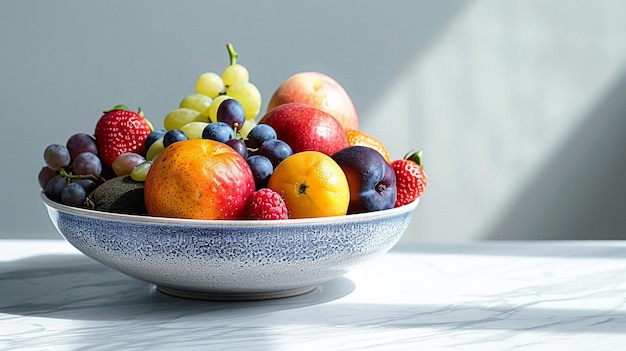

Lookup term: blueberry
[163,129,189,148]
[258,139,292,167]
[247,155,274,189]
[202,122,235,143]
[246,124,277,149]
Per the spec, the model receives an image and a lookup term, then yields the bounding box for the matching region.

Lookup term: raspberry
[246,188,289,220]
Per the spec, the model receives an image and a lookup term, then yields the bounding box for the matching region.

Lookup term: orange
[144,139,255,220]
[345,129,391,163]
[268,151,350,218]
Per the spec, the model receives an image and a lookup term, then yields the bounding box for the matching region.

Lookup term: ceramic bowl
[42,192,418,300]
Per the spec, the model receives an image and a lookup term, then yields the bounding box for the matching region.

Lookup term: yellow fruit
[345,129,391,163]
[179,93,213,116]
[180,121,209,139]
[238,119,256,139]
[164,108,207,130]
[195,72,224,98]
[226,81,262,120]
[268,151,350,218]
[145,138,164,161]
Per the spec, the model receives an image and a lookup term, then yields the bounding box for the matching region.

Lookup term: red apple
[258,103,349,156]
[267,72,359,131]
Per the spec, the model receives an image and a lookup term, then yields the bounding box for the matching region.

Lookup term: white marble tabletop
[2,239,626,350]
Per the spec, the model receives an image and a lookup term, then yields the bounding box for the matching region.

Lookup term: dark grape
[163,129,189,148]
[202,122,235,143]
[61,182,87,207]
[71,178,98,194]
[38,166,58,189]
[246,124,277,149]
[44,144,71,171]
[66,133,98,159]
[73,152,102,176]
[216,98,245,130]
[146,129,167,150]
[225,139,248,159]
[247,155,273,189]
[44,175,68,201]
[258,139,293,167]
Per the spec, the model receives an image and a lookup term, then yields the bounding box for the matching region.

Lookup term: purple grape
[163,129,188,148]
[225,139,248,159]
[73,152,102,176]
[44,144,71,171]
[217,99,245,130]
[66,133,98,159]
[112,152,146,176]
[202,122,235,143]
[61,182,87,207]
[247,155,273,189]
[38,166,58,189]
[246,124,277,149]
[71,178,98,194]
[44,175,68,201]
[258,139,292,167]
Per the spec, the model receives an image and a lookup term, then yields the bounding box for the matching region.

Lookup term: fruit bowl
[42,192,418,301]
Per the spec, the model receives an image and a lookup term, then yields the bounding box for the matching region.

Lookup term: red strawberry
[391,149,428,207]
[94,105,152,167]
[246,188,289,220]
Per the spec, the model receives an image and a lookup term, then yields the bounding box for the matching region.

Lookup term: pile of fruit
[38,43,427,220]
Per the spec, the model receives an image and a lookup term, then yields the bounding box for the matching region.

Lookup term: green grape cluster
[145,43,260,164]
[196,43,262,121]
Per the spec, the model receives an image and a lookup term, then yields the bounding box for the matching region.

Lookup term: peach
[267,72,359,131]
[144,139,255,220]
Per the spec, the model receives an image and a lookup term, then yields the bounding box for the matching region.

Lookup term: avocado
[86,175,147,215]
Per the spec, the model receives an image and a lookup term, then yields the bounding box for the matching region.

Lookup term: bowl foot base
[156,285,317,301]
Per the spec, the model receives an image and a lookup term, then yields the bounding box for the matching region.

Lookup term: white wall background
[364,0,626,241]
[1,0,625,241]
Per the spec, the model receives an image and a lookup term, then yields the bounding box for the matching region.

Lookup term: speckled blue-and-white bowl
[42,192,418,300]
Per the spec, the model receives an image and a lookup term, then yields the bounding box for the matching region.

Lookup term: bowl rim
[41,192,419,227]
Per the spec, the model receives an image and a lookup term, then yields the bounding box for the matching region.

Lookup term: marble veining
[2,240,626,350]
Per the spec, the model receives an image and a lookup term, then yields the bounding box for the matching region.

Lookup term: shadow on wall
[486,69,626,240]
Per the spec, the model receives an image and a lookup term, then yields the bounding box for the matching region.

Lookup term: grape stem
[59,168,104,183]
[226,43,238,66]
